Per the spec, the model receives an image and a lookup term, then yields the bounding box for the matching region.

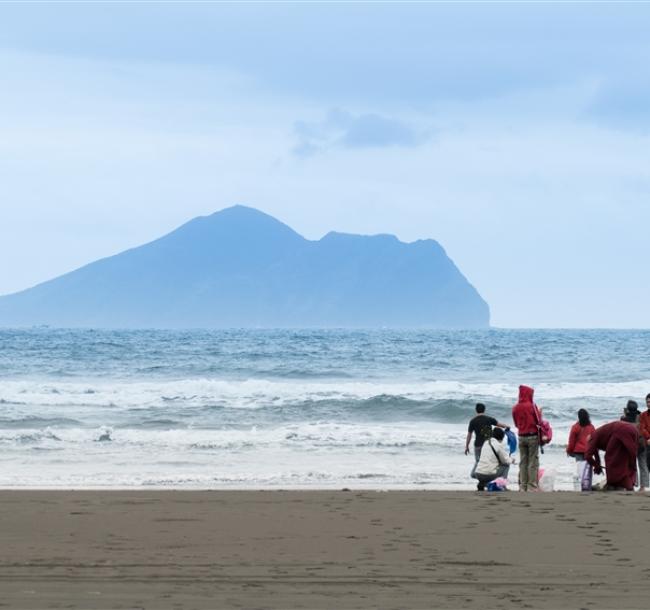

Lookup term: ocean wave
[2,377,649,408]
[0,429,62,444]
[0,378,646,432]
[0,416,82,428]
[120,418,187,429]
[0,421,463,450]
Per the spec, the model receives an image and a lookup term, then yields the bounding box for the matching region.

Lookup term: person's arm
[511,407,519,431]
[496,421,511,431]
[566,425,577,454]
[585,433,602,474]
[534,405,546,443]
[640,413,650,443]
[465,426,473,455]
[497,443,513,465]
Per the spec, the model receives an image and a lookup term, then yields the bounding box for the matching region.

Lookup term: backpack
[532,405,552,446]
[505,429,518,454]
[539,419,553,445]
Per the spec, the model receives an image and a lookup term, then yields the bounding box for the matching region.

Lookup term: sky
[1,1,650,328]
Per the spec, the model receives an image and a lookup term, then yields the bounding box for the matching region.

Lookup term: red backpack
[539,419,553,445]
[534,406,553,446]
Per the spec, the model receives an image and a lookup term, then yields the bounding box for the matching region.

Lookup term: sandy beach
[0,490,648,609]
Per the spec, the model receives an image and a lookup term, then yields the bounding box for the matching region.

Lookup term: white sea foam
[0,434,584,490]
[0,421,465,450]
[2,377,649,409]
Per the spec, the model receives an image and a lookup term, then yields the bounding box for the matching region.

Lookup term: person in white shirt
[473,428,514,491]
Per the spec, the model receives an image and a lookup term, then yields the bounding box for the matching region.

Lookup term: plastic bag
[486,477,508,492]
[538,467,556,492]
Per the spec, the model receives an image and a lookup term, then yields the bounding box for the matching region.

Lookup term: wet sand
[1,490,649,609]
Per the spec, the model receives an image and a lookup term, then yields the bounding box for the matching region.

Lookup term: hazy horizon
[2,3,650,328]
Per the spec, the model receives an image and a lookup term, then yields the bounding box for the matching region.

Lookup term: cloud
[293,109,426,156]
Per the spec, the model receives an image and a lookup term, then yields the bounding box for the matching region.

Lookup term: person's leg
[471,446,481,478]
[496,463,509,479]
[638,446,649,490]
[573,455,585,491]
[476,473,486,490]
[519,436,530,491]
[527,436,540,490]
[476,473,496,491]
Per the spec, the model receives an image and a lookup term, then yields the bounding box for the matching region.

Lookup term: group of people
[575,399,650,492]
[465,385,650,492]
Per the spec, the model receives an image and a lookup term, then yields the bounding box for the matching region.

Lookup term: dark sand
[1,490,649,609]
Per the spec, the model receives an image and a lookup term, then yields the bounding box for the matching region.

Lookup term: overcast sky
[1,2,649,328]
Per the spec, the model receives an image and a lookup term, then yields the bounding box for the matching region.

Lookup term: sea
[1,328,649,490]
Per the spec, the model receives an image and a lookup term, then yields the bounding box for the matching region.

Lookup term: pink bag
[533,405,552,446]
[539,419,553,445]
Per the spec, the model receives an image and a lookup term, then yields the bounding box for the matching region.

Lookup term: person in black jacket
[465,403,510,478]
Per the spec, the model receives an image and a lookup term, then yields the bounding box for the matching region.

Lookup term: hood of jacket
[518,385,534,404]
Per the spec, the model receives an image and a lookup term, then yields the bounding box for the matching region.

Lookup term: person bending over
[585,420,640,491]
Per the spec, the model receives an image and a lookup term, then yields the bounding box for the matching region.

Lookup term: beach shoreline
[1,489,648,609]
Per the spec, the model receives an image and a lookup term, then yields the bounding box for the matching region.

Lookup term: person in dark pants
[465,403,510,478]
[620,400,648,492]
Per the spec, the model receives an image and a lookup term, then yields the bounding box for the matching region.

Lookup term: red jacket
[512,385,541,435]
[640,410,650,441]
[567,422,596,454]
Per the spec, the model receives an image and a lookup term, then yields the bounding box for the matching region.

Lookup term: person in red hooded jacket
[512,385,542,491]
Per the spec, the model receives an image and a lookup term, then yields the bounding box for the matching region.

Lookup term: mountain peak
[209,204,272,219]
[202,205,302,237]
